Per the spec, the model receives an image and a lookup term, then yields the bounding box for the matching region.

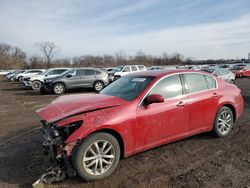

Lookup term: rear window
[95,70,102,75]
[184,73,208,94]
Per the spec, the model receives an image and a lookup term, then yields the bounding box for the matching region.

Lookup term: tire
[94,81,104,92]
[31,80,42,90]
[212,106,234,137]
[113,76,120,81]
[18,76,23,82]
[53,83,65,94]
[72,133,120,181]
[229,80,235,84]
[10,76,14,81]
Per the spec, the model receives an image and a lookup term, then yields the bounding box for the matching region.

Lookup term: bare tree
[36,41,59,68]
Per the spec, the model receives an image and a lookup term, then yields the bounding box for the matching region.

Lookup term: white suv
[113,65,146,80]
[23,68,69,90]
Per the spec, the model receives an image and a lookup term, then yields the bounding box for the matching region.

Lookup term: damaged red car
[37,70,244,182]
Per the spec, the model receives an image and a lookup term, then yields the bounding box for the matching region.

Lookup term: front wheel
[53,83,65,94]
[94,81,104,92]
[113,76,120,81]
[31,80,42,90]
[212,106,234,137]
[72,133,120,181]
[18,76,24,82]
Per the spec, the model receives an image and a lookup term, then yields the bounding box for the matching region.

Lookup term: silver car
[204,68,235,84]
[41,68,109,94]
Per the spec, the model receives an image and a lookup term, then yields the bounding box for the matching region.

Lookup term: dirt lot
[0,76,249,188]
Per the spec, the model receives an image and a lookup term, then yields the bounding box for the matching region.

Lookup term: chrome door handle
[177,101,185,107]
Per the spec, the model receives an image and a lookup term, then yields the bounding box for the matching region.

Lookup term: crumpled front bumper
[41,120,76,177]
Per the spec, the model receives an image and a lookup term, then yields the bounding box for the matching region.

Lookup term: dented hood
[36,94,128,122]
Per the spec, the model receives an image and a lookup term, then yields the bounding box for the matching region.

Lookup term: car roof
[128,69,213,77]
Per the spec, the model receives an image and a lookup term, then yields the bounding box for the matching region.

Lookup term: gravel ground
[0,76,249,188]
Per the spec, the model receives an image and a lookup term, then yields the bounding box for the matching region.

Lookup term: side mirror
[45,74,48,77]
[146,94,164,104]
[66,74,72,78]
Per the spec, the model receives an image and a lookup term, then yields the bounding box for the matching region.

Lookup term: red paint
[37,70,244,158]
[232,68,250,77]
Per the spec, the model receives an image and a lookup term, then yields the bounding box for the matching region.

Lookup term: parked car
[14,69,45,82]
[105,67,120,82]
[231,64,250,78]
[113,65,146,80]
[203,68,235,84]
[23,68,69,90]
[6,70,25,81]
[40,68,109,94]
[37,70,243,182]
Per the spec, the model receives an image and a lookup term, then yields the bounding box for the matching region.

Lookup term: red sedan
[231,65,250,78]
[37,70,244,182]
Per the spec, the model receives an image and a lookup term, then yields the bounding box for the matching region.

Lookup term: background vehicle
[113,65,146,80]
[37,70,243,182]
[105,67,120,82]
[23,68,69,90]
[231,64,250,78]
[203,68,235,83]
[6,70,25,81]
[41,68,109,94]
[14,69,45,82]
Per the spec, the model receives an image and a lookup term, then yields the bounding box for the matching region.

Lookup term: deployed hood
[36,94,128,122]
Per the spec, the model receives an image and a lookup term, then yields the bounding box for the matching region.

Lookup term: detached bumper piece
[32,165,66,187]
[36,120,78,186]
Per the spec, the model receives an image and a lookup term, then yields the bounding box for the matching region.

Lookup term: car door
[64,70,79,88]
[82,69,96,87]
[183,73,219,131]
[136,74,189,150]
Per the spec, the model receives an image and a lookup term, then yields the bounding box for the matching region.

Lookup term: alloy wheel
[95,82,103,91]
[217,109,233,134]
[54,84,64,94]
[83,140,115,176]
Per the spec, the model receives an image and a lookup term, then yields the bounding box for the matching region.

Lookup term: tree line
[0,41,245,70]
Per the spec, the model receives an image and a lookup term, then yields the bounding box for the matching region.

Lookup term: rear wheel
[31,80,42,90]
[72,133,120,181]
[53,83,65,94]
[94,81,104,92]
[212,106,234,137]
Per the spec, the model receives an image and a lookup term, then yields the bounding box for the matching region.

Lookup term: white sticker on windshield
[132,78,146,82]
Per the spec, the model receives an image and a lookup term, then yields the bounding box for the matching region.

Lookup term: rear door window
[149,74,183,99]
[184,73,208,94]
[131,66,138,71]
[204,75,216,89]
[84,69,95,75]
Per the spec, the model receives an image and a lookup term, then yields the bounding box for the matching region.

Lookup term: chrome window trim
[138,72,218,106]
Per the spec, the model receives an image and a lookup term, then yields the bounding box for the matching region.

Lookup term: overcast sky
[0,0,250,59]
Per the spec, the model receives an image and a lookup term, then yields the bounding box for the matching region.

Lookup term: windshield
[116,66,124,72]
[100,76,155,101]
